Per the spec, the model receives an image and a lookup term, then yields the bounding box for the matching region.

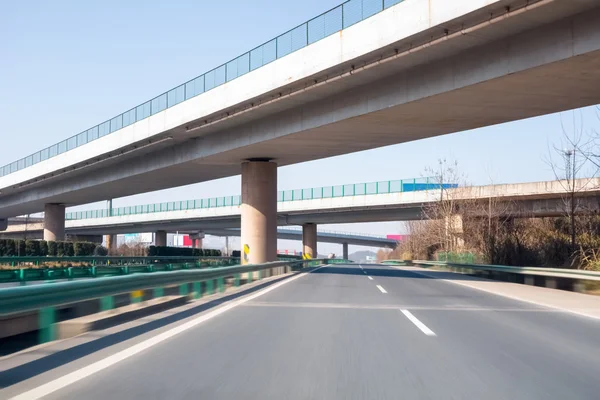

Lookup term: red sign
[183,235,192,247]
[386,234,408,241]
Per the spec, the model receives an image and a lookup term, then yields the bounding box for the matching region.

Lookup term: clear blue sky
[2,1,599,254]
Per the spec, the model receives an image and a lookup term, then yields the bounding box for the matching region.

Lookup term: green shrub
[93,245,108,256]
[64,242,74,257]
[147,246,157,257]
[17,240,26,256]
[25,240,40,256]
[0,239,6,256]
[39,240,48,256]
[56,242,64,257]
[74,242,96,256]
[145,246,220,257]
[47,241,57,256]
[5,239,15,256]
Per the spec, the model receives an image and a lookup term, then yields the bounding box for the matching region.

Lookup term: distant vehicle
[328,253,336,259]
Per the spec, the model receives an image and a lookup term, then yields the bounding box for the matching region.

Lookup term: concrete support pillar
[155,230,167,247]
[241,160,277,265]
[342,242,349,260]
[190,232,205,249]
[445,214,464,251]
[44,204,65,241]
[105,234,117,253]
[302,223,317,259]
[0,219,7,231]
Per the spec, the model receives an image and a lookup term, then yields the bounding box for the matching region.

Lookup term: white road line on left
[8,267,326,400]
[368,276,373,280]
[376,285,387,294]
[401,309,436,336]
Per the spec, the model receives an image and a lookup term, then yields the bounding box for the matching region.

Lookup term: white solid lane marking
[401,309,436,336]
[9,267,326,400]
[368,276,373,280]
[390,266,600,321]
[376,285,387,294]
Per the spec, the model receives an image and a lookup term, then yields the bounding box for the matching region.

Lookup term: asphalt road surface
[4,263,600,399]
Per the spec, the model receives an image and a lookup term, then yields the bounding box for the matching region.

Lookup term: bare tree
[421,159,470,254]
[546,110,597,255]
[467,179,515,264]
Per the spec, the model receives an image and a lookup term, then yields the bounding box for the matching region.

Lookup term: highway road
[3,263,600,399]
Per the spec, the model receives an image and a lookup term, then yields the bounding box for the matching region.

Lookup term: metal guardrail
[0,255,236,267]
[412,260,600,281]
[0,260,323,317]
[0,259,241,284]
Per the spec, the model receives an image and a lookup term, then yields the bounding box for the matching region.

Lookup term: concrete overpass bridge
[2,0,600,263]
[3,177,599,257]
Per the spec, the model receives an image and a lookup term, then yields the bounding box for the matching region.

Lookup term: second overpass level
[4,177,599,237]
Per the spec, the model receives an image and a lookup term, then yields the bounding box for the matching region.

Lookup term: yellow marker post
[131,290,144,304]
[243,244,250,265]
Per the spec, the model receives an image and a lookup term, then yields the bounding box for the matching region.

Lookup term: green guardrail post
[100,296,114,311]
[234,273,240,287]
[193,282,202,299]
[179,283,189,296]
[218,277,225,293]
[39,307,56,344]
[19,268,26,286]
[247,271,253,284]
[206,279,214,295]
[153,287,164,298]
[258,269,263,280]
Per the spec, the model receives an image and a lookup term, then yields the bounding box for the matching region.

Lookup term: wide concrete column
[445,214,464,251]
[104,234,117,253]
[241,160,277,265]
[44,204,65,241]
[342,242,349,260]
[190,232,204,249]
[155,230,167,247]
[302,223,318,259]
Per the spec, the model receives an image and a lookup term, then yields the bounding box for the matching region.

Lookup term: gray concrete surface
[3,263,600,399]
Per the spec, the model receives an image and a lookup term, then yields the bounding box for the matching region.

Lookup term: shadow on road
[0,272,303,389]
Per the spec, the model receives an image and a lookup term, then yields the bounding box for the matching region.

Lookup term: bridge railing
[65,178,457,220]
[1,0,408,179]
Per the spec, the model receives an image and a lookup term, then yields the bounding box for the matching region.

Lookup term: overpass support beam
[241,160,277,265]
[155,230,167,247]
[302,223,317,259]
[0,219,7,231]
[342,242,349,260]
[44,204,65,241]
